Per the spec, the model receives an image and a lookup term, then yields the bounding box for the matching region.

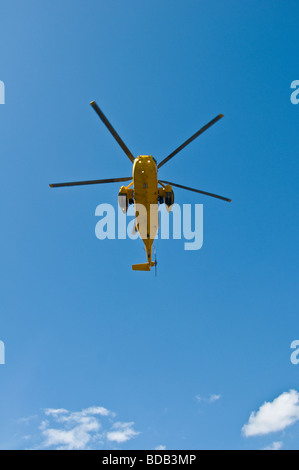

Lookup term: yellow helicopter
[50,101,231,271]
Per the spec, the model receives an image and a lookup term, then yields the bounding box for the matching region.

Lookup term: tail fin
[132,262,155,271]
[132,263,151,271]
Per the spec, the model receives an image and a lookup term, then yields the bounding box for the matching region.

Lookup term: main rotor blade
[160,180,231,202]
[49,177,132,188]
[157,114,224,169]
[90,101,135,163]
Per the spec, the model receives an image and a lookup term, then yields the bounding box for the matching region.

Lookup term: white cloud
[262,441,283,451]
[44,408,68,416]
[41,409,103,450]
[18,415,38,424]
[196,393,221,403]
[106,421,139,443]
[21,406,139,450]
[242,390,299,437]
[42,420,100,450]
[83,406,113,417]
[154,445,166,450]
[209,394,221,403]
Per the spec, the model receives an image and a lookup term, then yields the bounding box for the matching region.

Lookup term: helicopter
[50,101,231,271]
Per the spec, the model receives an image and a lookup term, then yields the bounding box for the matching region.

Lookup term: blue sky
[0,0,299,450]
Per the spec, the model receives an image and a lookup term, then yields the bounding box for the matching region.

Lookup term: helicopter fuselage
[132,155,159,270]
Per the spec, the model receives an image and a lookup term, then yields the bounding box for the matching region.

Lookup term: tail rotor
[154,246,158,277]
